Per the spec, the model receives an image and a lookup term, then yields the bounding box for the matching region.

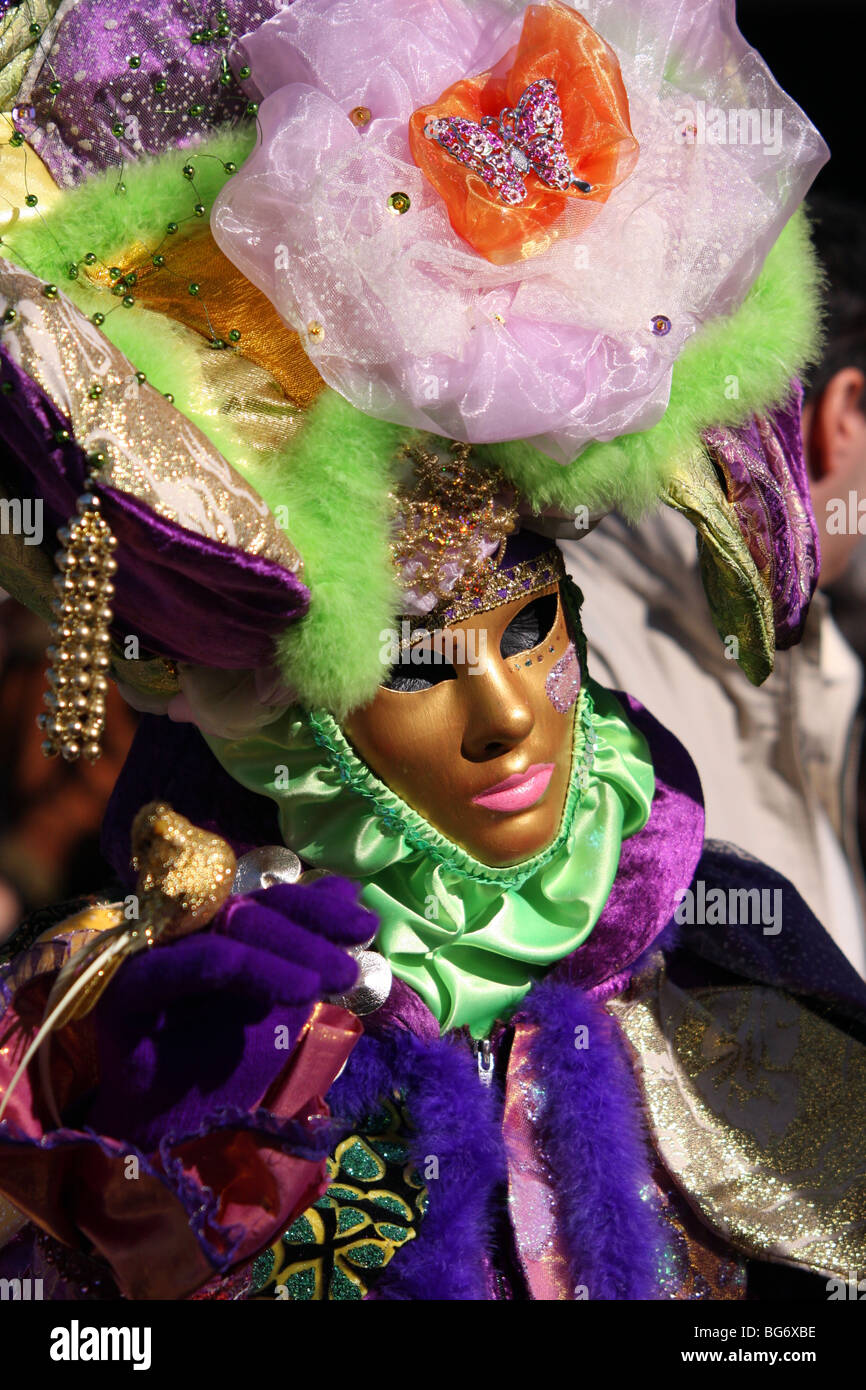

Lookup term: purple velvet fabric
[703,380,820,649]
[85,878,374,1151]
[0,344,309,667]
[675,840,866,1028]
[11,0,284,187]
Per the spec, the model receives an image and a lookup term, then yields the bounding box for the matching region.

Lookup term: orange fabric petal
[409,2,638,265]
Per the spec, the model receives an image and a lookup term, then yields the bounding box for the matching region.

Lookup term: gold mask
[344,582,581,867]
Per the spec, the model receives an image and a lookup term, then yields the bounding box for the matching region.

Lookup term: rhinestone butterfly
[424,77,592,207]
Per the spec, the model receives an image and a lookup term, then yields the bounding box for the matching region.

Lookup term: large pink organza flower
[212,0,826,462]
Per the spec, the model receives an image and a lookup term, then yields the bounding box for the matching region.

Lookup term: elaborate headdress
[0,0,826,745]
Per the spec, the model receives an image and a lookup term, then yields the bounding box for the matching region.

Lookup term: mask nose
[459,657,534,763]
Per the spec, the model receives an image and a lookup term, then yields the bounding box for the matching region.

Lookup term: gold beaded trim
[397,547,565,648]
[39,485,118,763]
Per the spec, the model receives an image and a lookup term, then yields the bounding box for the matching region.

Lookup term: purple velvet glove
[81,876,375,1151]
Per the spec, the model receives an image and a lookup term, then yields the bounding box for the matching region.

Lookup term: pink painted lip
[471,763,555,813]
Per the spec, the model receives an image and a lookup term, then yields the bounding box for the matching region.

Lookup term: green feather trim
[477,211,824,519]
[241,392,408,718]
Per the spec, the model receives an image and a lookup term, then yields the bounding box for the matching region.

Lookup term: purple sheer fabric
[10,0,284,187]
[0,344,309,667]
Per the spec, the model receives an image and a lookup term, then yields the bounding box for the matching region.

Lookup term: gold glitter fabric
[91,226,326,410]
[609,955,866,1280]
[0,261,303,575]
[247,1095,428,1300]
[661,451,775,686]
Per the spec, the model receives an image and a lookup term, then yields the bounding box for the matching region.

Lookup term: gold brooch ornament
[39,482,117,763]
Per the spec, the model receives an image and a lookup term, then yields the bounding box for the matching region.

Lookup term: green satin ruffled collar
[205,678,655,1037]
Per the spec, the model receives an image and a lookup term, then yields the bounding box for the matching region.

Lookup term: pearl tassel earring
[39,481,118,763]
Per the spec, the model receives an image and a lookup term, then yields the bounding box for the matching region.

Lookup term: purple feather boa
[519,979,666,1299]
[328,1027,506,1300]
[327,983,669,1299]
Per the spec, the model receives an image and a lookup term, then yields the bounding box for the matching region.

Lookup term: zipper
[476,1036,494,1086]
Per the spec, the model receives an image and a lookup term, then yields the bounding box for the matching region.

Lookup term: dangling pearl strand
[38,482,118,763]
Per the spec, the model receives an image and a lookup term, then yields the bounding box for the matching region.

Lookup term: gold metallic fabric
[0,125,60,233]
[661,451,774,686]
[91,226,326,410]
[0,261,303,576]
[609,955,866,1279]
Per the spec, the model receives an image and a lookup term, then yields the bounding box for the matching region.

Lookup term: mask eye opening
[499,592,559,660]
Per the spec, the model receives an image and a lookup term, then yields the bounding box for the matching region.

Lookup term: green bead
[228,328,241,343]
[54,428,71,443]
[190,29,202,44]
[239,65,251,80]
[128,54,141,69]
[152,254,166,266]
[109,266,122,278]
[0,381,13,394]
[201,28,214,41]
[86,451,106,467]
[182,164,195,180]
[116,182,127,194]
[217,24,230,37]
[219,72,232,87]
[10,131,25,147]
[188,282,200,295]
[166,222,178,234]
[209,338,227,350]
[124,272,137,286]
[188,104,204,118]
[91,313,106,326]
[89,384,103,399]
[67,263,79,280]
[24,194,38,208]
[193,203,206,217]
[122,295,135,307]
[2,308,16,324]
[245,102,259,117]
[154,78,167,94]
[218,6,229,19]
[135,371,146,384]
[224,161,237,174]
[48,80,61,95]
[164,392,175,403]
[83,252,97,265]
[29,22,41,36]
[112,122,125,137]
[42,283,58,299]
